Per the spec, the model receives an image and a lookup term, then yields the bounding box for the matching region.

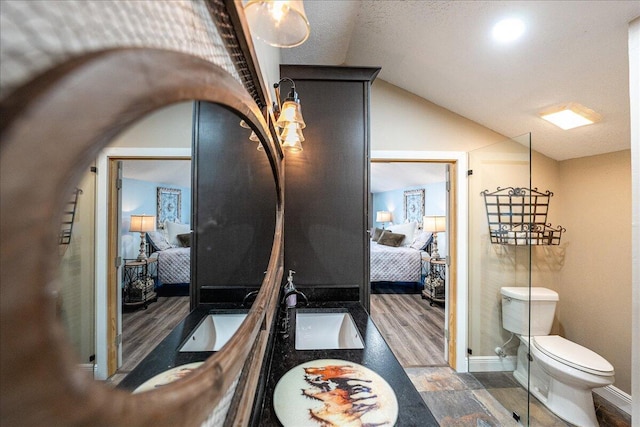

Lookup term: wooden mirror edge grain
[0,48,284,426]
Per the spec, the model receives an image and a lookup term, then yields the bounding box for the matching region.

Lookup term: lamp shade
[244,0,310,48]
[129,215,156,233]
[281,137,303,152]
[275,99,306,129]
[376,211,392,223]
[423,215,446,233]
[280,125,305,142]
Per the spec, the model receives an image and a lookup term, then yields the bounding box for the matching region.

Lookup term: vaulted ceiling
[281,1,640,161]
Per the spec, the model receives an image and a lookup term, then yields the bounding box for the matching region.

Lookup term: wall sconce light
[423,215,446,259]
[244,0,310,48]
[240,119,264,151]
[376,211,392,229]
[129,214,156,261]
[274,77,306,152]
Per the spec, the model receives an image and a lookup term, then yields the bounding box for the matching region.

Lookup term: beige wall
[554,150,632,394]
[59,168,96,363]
[371,79,505,151]
[111,102,193,148]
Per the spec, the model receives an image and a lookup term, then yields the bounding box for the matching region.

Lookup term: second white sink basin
[179,313,247,352]
[295,311,364,350]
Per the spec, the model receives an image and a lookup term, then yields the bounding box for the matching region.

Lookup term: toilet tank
[500,287,559,335]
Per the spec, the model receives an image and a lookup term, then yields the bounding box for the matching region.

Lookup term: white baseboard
[594,385,632,416]
[79,363,96,378]
[468,355,516,372]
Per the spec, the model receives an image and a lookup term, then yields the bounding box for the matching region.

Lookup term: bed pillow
[377,231,405,247]
[176,233,191,247]
[371,227,384,242]
[165,221,191,247]
[146,231,172,252]
[410,231,433,251]
[387,221,418,246]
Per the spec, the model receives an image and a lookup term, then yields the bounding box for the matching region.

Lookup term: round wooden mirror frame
[0,48,284,426]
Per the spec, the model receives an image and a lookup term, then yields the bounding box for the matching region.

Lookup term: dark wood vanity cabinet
[281,65,380,309]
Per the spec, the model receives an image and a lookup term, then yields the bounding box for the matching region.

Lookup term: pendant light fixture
[244,0,310,48]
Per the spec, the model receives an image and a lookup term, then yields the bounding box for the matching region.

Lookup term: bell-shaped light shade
[275,100,305,129]
[249,131,260,142]
[239,119,251,129]
[244,0,310,48]
[257,142,264,151]
[280,125,305,142]
[281,124,304,152]
[281,138,303,152]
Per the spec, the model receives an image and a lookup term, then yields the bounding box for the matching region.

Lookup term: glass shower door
[468,133,533,424]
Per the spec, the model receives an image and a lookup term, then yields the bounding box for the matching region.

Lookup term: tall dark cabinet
[192,102,277,306]
[281,65,380,310]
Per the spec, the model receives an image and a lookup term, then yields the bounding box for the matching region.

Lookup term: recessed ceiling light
[539,103,602,130]
[492,18,525,43]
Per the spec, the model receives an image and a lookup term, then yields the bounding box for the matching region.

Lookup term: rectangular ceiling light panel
[539,103,601,130]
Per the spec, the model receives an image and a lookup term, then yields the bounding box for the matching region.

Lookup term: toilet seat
[532,335,614,376]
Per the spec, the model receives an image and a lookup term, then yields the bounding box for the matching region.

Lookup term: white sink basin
[295,311,364,350]
[179,313,247,352]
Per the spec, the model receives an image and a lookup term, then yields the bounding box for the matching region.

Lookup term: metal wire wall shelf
[481,187,566,246]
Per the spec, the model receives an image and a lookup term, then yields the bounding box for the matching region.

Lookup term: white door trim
[372,150,469,372]
[94,147,191,380]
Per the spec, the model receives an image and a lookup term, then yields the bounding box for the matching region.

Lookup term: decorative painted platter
[133,362,204,393]
[273,359,398,427]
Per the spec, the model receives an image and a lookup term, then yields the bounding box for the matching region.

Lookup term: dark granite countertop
[117,303,247,391]
[257,301,438,426]
[117,296,438,427]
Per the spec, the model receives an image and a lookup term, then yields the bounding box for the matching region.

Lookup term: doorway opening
[105,156,192,384]
[369,159,453,369]
[368,149,468,373]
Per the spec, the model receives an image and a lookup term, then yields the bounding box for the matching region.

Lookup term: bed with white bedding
[369,221,432,284]
[146,222,191,291]
[370,242,423,282]
[154,246,190,285]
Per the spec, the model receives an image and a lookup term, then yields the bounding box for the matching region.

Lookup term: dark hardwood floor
[107,296,190,386]
[370,292,447,367]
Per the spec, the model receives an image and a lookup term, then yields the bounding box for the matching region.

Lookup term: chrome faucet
[242,289,259,307]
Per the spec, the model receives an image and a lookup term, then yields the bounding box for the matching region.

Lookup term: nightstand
[422,258,446,306]
[123,258,157,309]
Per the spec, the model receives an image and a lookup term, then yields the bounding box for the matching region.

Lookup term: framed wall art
[404,189,425,223]
[157,187,181,227]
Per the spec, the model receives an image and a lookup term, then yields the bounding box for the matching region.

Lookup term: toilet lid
[532,336,614,376]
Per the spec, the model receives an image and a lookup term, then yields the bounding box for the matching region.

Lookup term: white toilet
[500,287,615,427]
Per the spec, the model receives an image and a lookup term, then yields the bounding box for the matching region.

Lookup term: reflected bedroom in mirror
[56,99,277,389]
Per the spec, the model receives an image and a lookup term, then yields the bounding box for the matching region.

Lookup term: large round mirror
[55,99,277,388]
[1,49,283,425]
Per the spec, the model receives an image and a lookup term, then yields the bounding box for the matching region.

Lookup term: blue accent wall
[122,178,191,224]
[121,178,191,259]
[372,182,446,227]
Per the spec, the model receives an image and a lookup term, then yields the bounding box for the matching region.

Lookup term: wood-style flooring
[107,296,189,385]
[370,292,446,367]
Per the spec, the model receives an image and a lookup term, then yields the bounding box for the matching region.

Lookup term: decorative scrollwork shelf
[481,187,566,246]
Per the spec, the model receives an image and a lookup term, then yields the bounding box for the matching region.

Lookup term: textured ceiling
[282,1,640,161]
